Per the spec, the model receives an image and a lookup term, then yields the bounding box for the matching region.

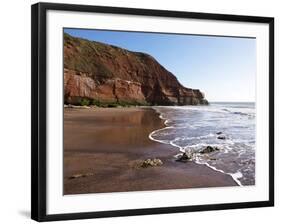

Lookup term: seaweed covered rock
[140,158,163,168]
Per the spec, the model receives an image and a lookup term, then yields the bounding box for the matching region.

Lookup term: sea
[149,102,255,186]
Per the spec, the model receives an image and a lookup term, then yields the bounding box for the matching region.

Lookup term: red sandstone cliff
[64,33,208,106]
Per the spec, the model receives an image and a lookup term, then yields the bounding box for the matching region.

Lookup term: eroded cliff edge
[64,33,208,106]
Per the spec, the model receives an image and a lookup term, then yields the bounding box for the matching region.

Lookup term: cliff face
[64,33,208,106]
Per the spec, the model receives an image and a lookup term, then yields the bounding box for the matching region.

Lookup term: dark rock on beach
[200,146,220,154]
[176,152,192,162]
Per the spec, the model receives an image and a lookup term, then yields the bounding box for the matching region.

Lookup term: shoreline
[150,106,242,186]
[64,107,238,195]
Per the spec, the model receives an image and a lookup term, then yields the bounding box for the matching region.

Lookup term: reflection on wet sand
[64,107,237,195]
[64,108,163,153]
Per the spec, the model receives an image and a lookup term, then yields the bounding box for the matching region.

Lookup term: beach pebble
[140,158,163,168]
[69,174,84,179]
[69,172,94,179]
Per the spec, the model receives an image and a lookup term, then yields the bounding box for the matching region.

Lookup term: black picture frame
[31,2,274,222]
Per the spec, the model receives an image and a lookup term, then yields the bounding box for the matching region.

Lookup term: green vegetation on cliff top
[77,97,151,108]
[64,33,114,82]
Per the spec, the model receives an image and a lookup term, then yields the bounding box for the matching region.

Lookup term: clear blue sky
[64,28,256,102]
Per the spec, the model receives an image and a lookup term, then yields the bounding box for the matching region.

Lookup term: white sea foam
[149,103,255,186]
[195,158,243,186]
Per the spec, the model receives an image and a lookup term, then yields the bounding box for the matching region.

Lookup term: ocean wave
[195,158,243,186]
[157,105,255,118]
[150,104,256,186]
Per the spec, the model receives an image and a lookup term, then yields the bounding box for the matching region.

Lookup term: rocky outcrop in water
[200,146,220,154]
[176,152,192,162]
[64,33,208,106]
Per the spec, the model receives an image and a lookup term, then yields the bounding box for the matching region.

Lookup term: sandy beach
[64,107,237,195]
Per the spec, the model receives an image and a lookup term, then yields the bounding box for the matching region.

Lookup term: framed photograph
[31,2,274,222]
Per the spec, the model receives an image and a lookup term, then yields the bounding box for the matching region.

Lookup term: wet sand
[64,107,237,195]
